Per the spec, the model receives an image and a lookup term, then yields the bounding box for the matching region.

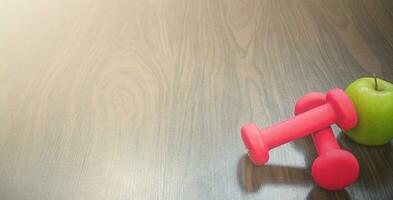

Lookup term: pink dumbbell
[241,88,357,165]
[295,92,359,191]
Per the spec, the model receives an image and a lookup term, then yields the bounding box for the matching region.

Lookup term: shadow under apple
[337,133,393,192]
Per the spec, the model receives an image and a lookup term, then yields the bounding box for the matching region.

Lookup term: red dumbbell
[241,88,357,165]
[295,92,359,191]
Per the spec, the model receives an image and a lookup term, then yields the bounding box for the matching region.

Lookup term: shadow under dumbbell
[307,187,350,200]
[237,154,312,192]
[237,154,351,199]
[291,136,317,166]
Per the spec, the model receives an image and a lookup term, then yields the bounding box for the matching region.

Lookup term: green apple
[345,77,393,146]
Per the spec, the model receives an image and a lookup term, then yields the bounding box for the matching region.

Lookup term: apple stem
[373,73,379,91]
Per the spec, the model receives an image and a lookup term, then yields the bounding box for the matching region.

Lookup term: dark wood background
[2,0,393,199]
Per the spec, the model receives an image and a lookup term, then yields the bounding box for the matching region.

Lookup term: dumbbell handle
[261,103,336,149]
[312,127,340,155]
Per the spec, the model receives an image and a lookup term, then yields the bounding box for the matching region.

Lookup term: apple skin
[344,77,393,146]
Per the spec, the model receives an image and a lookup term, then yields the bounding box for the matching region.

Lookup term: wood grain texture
[1,0,393,199]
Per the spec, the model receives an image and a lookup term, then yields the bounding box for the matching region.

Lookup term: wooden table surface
[2,0,393,199]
